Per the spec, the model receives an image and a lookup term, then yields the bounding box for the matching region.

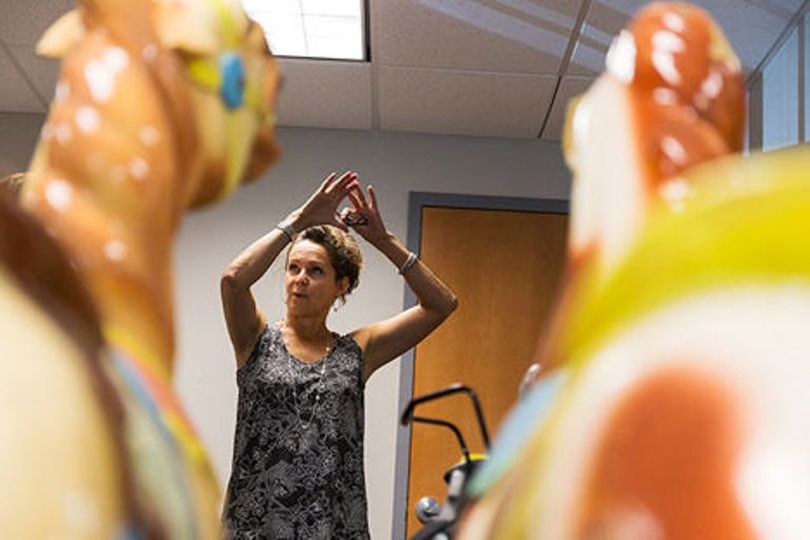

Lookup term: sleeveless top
[222,324,370,539]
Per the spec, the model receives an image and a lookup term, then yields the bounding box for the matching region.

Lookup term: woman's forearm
[372,233,458,316]
[222,210,305,289]
[222,230,288,289]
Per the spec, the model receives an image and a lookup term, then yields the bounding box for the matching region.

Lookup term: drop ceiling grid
[0,43,45,113]
[0,0,808,140]
[542,76,593,139]
[0,0,73,48]
[369,0,591,139]
[6,45,57,109]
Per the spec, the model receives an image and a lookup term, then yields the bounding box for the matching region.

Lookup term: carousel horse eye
[219,51,245,110]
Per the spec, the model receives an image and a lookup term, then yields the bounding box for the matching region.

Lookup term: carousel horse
[5,0,279,536]
[459,3,810,539]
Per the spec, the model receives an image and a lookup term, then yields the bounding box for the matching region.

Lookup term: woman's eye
[288,264,298,273]
[312,267,323,275]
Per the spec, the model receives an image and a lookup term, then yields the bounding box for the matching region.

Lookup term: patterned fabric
[223,324,370,539]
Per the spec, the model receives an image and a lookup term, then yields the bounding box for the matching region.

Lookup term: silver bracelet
[276,221,296,242]
[398,252,418,275]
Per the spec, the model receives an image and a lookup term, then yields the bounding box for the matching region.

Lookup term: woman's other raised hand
[341,184,389,246]
[292,171,359,231]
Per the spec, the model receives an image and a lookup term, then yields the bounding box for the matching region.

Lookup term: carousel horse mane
[5,0,280,536]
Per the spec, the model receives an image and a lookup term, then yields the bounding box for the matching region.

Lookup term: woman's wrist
[369,230,396,251]
[398,252,418,275]
[372,233,412,270]
[282,209,307,232]
[275,210,306,243]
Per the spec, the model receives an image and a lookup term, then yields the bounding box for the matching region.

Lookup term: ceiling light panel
[242,0,366,61]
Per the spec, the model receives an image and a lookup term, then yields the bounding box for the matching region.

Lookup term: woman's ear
[337,276,351,298]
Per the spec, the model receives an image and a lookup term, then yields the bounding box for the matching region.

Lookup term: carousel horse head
[533,0,745,372]
[34,0,280,206]
[562,1,744,278]
[460,3,810,539]
[21,0,280,367]
[6,0,281,537]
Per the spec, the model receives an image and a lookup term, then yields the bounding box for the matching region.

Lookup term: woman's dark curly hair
[293,225,362,301]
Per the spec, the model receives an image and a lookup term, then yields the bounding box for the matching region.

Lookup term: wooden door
[405,206,568,537]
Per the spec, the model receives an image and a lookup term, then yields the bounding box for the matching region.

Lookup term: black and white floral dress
[223,324,370,539]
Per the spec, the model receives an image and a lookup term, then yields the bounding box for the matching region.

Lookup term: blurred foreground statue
[3,0,279,536]
[459,3,810,539]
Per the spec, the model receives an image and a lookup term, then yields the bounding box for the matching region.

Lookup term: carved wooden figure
[4,0,280,536]
[460,4,810,539]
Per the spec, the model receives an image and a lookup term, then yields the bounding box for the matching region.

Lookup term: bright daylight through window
[241,0,366,61]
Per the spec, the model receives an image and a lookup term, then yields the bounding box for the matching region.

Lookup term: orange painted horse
[3,0,279,536]
[459,3,810,539]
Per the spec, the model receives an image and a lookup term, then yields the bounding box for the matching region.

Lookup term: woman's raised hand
[341,184,389,245]
[294,171,359,231]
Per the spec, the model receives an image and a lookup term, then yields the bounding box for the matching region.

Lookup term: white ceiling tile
[378,66,556,138]
[0,46,45,113]
[374,0,584,74]
[7,45,59,107]
[542,76,593,141]
[275,59,371,129]
[0,0,74,47]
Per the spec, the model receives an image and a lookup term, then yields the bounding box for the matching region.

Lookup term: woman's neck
[283,313,330,344]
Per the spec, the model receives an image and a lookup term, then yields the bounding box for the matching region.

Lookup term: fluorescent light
[308,36,363,59]
[301,0,358,16]
[242,0,298,13]
[241,0,366,60]
[305,15,361,39]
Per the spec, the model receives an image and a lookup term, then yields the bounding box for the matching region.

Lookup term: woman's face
[285,239,349,316]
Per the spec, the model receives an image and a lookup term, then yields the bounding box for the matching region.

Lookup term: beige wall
[0,113,571,539]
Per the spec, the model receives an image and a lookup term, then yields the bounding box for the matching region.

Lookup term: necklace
[284,331,332,432]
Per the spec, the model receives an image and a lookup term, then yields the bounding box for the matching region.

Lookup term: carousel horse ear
[152,0,248,55]
[36,9,84,58]
[153,0,218,55]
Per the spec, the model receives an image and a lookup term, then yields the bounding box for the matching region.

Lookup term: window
[763,27,799,150]
[804,14,810,141]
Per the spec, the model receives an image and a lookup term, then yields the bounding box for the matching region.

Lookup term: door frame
[392,191,569,539]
